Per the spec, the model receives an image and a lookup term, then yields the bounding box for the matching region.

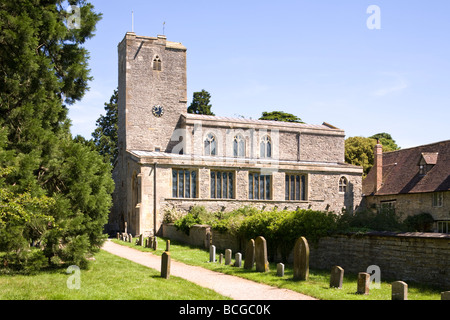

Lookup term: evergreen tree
[187,89,214,115]
[259,111,304,123]
[92,89,118,167]
[0,1,113,271]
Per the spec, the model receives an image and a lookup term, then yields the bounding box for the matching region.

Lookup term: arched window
[153,55,161,71]
[260,135,272,158]
[204,133,217,156]
[233,134,245,157]
[339,176,348,193]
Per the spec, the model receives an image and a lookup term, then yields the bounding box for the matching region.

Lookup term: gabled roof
[363,140,450,196]
[183,114,342,132]
[420,152,439,165]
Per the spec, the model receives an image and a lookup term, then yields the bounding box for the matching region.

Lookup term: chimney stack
[374,139,383,193]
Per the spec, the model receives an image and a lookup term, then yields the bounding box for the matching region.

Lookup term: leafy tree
[0,1,113,272]
[92,89,118,166]
[259,111,304,123]
[369,132,400,151]
[345,133,401,177]
[187,89,214,115]
[345,137,376,177]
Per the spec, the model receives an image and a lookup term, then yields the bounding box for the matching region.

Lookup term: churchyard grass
[0,250,229,300]
[112,238,442,300]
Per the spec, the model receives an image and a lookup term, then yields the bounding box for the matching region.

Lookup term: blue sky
[69,0,450,149]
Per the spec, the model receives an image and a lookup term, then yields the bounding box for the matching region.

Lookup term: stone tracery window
[233,134,245,157]
[172,169,197,198]
[153,55,161,71]
[339,176,348,193]
[204,133,217,156]
[260,135,271,158]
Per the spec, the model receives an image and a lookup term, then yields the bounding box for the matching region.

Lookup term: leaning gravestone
[293,236,309,281]
[330,266,344,289]
[161,251,171,279]
[357,272,370,295]
[255,236,269,273]
[243,239,255,270]
[392,281,408,300]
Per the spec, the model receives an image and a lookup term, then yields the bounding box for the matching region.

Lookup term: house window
[339,176,348,193]
[437,221,450,234]
[153,55,161,71]
[204,133,217,156]
[211,171,234,199]
[432,192,444,207]
[249,173,271,200]
[172,169,197,198]
[233,134,245,157]
[260,135,272,158]
[379,200,396,214]
[285,174,307,201]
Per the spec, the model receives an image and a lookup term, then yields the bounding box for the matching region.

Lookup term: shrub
[173,206,209,235]
[403,213,434,232]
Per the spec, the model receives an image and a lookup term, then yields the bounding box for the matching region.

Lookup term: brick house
[107,32,363,236]
[362,140,450,233]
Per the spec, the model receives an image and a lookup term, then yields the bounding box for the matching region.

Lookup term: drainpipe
[153,162,157,236]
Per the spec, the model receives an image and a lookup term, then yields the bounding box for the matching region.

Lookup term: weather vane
[163,21,165,35]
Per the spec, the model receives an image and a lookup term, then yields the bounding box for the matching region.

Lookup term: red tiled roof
[363,140,450,196]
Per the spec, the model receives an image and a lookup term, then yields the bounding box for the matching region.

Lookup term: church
[107,32,363,237]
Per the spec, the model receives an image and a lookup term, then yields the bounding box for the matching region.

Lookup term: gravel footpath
[102,240,316,300]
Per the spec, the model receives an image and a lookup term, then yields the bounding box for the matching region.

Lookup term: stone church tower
[117,32,187,153]
[111,32,188,236]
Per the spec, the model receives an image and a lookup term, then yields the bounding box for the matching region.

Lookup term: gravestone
[161,251,171,279]
[244,239,255,270]
[153,236,158,250]
[139,234,144,246]
[293,236,309,281]
[234,253,242,267]
[357,272,370,295]
[166,239,170,252]
[225,249,232,265]
[277,263,285,277]
[392,281,408,300]
[330,266,344,289]
[116,232,120,240]
[210,245,216,263]
[128,234,132,243]
[441,291,450,300]
[145,237,150,248]
[219,253,223,264]
[255,236,269,273]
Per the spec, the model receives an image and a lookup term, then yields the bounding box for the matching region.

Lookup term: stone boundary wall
[309,232,449,288]
[162,224,211,249]
[162,224,449,288]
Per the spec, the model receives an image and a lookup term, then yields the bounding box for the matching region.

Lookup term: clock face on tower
[152,105,164,117]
